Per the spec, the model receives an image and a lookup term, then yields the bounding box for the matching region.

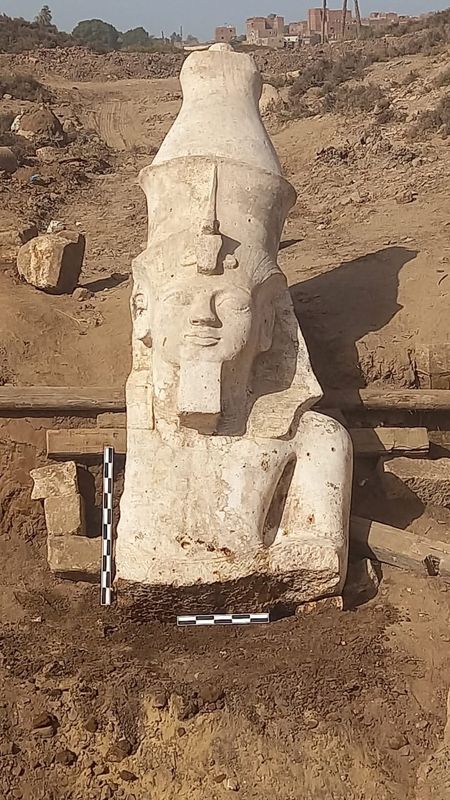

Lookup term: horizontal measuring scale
[177,613,270,627]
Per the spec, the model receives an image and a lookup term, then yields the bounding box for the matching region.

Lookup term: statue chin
[115,45,353,614]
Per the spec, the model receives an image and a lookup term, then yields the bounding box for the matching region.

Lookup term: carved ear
[131,286,152,347]
[256,274,280,353]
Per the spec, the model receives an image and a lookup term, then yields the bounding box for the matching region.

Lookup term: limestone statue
[116,44,353,609]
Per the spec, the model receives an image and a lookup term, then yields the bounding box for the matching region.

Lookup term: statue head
[129,158,322,436]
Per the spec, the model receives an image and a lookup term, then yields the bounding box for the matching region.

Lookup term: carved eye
[163,289,190,306]
[216,289,251,313]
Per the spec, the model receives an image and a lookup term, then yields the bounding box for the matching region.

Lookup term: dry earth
[1,44,450,800]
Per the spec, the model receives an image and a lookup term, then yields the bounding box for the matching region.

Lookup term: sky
[2,0,449,40]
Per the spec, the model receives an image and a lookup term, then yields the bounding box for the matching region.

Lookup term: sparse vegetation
[0,12,72,52]
[409,95,450,138]
[0,112,14,133]
[434,67,450,88]
[323,83,391,116]
[0,73,51,101]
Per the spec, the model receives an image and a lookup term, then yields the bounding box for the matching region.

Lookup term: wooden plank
[350,516,450,581]
[350,427,429,456]
[97,413,127,429]
[0,386,125,413]
[3,386,450,414]
[47,429,126,457]
[47,425,429,458]
[322,389,450,411]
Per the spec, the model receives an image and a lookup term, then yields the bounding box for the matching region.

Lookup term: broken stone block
[381,457,450,507]
[47,535,100,581]
[0,224,38,266]
[17,231,85,294]
[0,146,18,174]
[44,494,85,536]
[31,461,78,500]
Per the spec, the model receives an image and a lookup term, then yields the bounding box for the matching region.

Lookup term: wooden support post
[322,0,328,43]
[350,516,450,581]
[341,0,348,39]
[354,0,362,38]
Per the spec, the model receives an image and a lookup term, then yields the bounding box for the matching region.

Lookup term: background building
[246,14,285,48]
[215,25,236,44]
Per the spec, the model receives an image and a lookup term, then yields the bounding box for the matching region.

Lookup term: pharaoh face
[132,265,279,367]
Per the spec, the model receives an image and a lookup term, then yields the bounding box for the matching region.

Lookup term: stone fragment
[85,717,99,733]
[199,684,224,704]
[17,231,85,294]
[0,146,18,174]
[16,107,64,144]
[226,778,240,791]
[47,535,100,580]
[33,725,55,739]
[170,693,198,721]
[119,770,137,782]
[44,494,85,536]
[106,739,132,763]
[381,457,450,507]
[72,286,93,301]
[0,224,38,266]
[31,461,78,500]
[32,712,57,730]
[296,596,344,616]
[36,146,60,164]
[151,691,167,709]
[55,749,77,766]
[388,733,408,751]
[259,83,283,114]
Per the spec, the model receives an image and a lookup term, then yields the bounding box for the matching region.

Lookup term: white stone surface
[31,461,78,500]
[116,45,353,606]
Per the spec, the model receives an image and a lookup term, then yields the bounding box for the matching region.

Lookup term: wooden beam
[47,426,429,458]
[322,389,450,411]
[3,386,450,415]
[47,428,126,458]
[350,427,429,455]
[350,516,450,581]
[0,386,125,413]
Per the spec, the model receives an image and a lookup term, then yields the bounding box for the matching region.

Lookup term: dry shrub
[0,112,14,133]
[0,74,51,101]
[323,83,390,115]
[402,70,419,86]
[434,67,450,87]
[409,95,450,137]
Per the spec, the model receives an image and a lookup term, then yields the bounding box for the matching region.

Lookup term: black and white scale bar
[177,613,270,627]
[101,446,114,607]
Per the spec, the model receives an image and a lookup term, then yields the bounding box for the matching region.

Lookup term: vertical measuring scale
[101,446,114,606]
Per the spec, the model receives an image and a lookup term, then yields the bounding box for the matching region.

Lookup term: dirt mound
[0,47,185,81]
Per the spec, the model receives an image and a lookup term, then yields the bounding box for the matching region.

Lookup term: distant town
[211,9,436,49]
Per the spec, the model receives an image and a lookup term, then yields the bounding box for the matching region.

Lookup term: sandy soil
[1,46,450,800]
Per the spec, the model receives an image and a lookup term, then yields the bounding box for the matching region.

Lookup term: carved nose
[189,292,218,326]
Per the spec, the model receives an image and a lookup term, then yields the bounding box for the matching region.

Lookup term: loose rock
[55,749,77,766]
[17,231,86,294]
[106,739,132,763]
